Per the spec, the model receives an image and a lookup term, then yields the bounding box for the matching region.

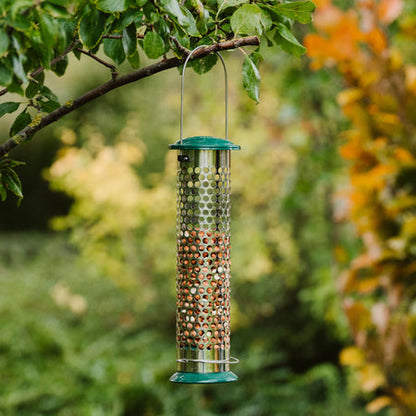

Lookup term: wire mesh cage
[169,48,240,384]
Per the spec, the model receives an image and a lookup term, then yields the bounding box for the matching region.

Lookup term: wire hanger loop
[180,45,228,144]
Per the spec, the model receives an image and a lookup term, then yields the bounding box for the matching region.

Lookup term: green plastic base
[170,371,238,384]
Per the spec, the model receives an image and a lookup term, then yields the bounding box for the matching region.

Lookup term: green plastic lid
[169,136,240,150]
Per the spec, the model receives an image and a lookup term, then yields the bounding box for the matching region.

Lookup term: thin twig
[21,0,42,16]
[102,34,145,39]
[170,36,190,56]
[75,48,118,76]
[0,36,260,158]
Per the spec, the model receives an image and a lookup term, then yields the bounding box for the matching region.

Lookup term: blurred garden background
[2,0,416,414]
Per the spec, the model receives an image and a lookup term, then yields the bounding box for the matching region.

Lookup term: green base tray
[170,371,238,384]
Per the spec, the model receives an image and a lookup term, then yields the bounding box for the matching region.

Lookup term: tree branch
[0,36,260,159]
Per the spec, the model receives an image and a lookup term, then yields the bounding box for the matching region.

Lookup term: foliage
[31,50,372,413]
[0,231,370,415]
[305,0,416,414]
[0,1,385,414]
[0,0,315,202]
[0,156,24,202]
[274,54,352,338]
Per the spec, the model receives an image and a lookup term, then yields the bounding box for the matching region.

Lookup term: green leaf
[10,111,31,136]
[57,19,76,54]
[112,9,143,31]
[196,12,208,35]
[154,16,169,36]
[10,0,33,18]
[2,169,23,199]
[274,1,316,24]
[40,86,59,102]
[259,4,286,25]
[11,34,24,54]
[142,31,165,59]
[31,32,53,69]
[97,0,133,13]
[39,13,58,48]
[274,22,307,57]
[103,38,126,65]
[33,71,45,85]
[47,0,73,5]
[260,8,272,32]
[0,183,7,202]
[189,38,218,74]
[230,4,263,36]
[160,0,188,26]
[0,28,9,57]
[12,54,27,83]
[122,23,137,57]
[127,50,140,68]
[0,102,20,118]
[51,56,68,77]
[217,0,249,14]
[79,9,107,50]
[7,79,24,95]
[172,31,189,49]
[0,66,13,87]
[5,13,31,31]
[10,160,25,168]
[39,99,61,113]
[181,7,200,36]
[149,11,161,25]
[137,0,148,6]
[190,52,218,75]
[25,80,41,98]
[242,54,260,103]
[73,48,82,60]
[42,2,70,18]
[0,158,25,169]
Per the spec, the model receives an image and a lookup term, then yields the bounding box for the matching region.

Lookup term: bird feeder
[169,47,240,384]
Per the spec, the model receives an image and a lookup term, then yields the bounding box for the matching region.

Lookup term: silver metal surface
[180,47,228,143]
[175,148,234,373]
[177,356,239,364]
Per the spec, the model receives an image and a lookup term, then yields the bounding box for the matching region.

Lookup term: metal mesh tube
[175,148,232,373]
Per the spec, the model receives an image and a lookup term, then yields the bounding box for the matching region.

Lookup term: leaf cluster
[0,157,24,203]
[0,233,370,415]
[0,1,315,115]
[0,0,315,201]
[306,0,416,413]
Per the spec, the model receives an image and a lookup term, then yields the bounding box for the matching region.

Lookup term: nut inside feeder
[169,47,240,384]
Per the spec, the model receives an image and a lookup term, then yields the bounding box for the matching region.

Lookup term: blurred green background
[0,32,378,415]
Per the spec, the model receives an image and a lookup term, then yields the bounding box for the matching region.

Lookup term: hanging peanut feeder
[169,47,240,384]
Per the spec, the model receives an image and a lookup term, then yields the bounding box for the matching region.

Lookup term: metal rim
[176,356,239,365]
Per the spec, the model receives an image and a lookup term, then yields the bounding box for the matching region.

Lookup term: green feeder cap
[169,136,240,150]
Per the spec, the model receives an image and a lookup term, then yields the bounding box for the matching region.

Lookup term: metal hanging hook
[180,45,228,144]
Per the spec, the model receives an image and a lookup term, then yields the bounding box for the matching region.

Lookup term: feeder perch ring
[176,356,239,365]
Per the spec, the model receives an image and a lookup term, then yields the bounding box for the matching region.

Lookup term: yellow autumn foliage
[307,0,416,413]
[339,346,365,367]
[366,396,393,414]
